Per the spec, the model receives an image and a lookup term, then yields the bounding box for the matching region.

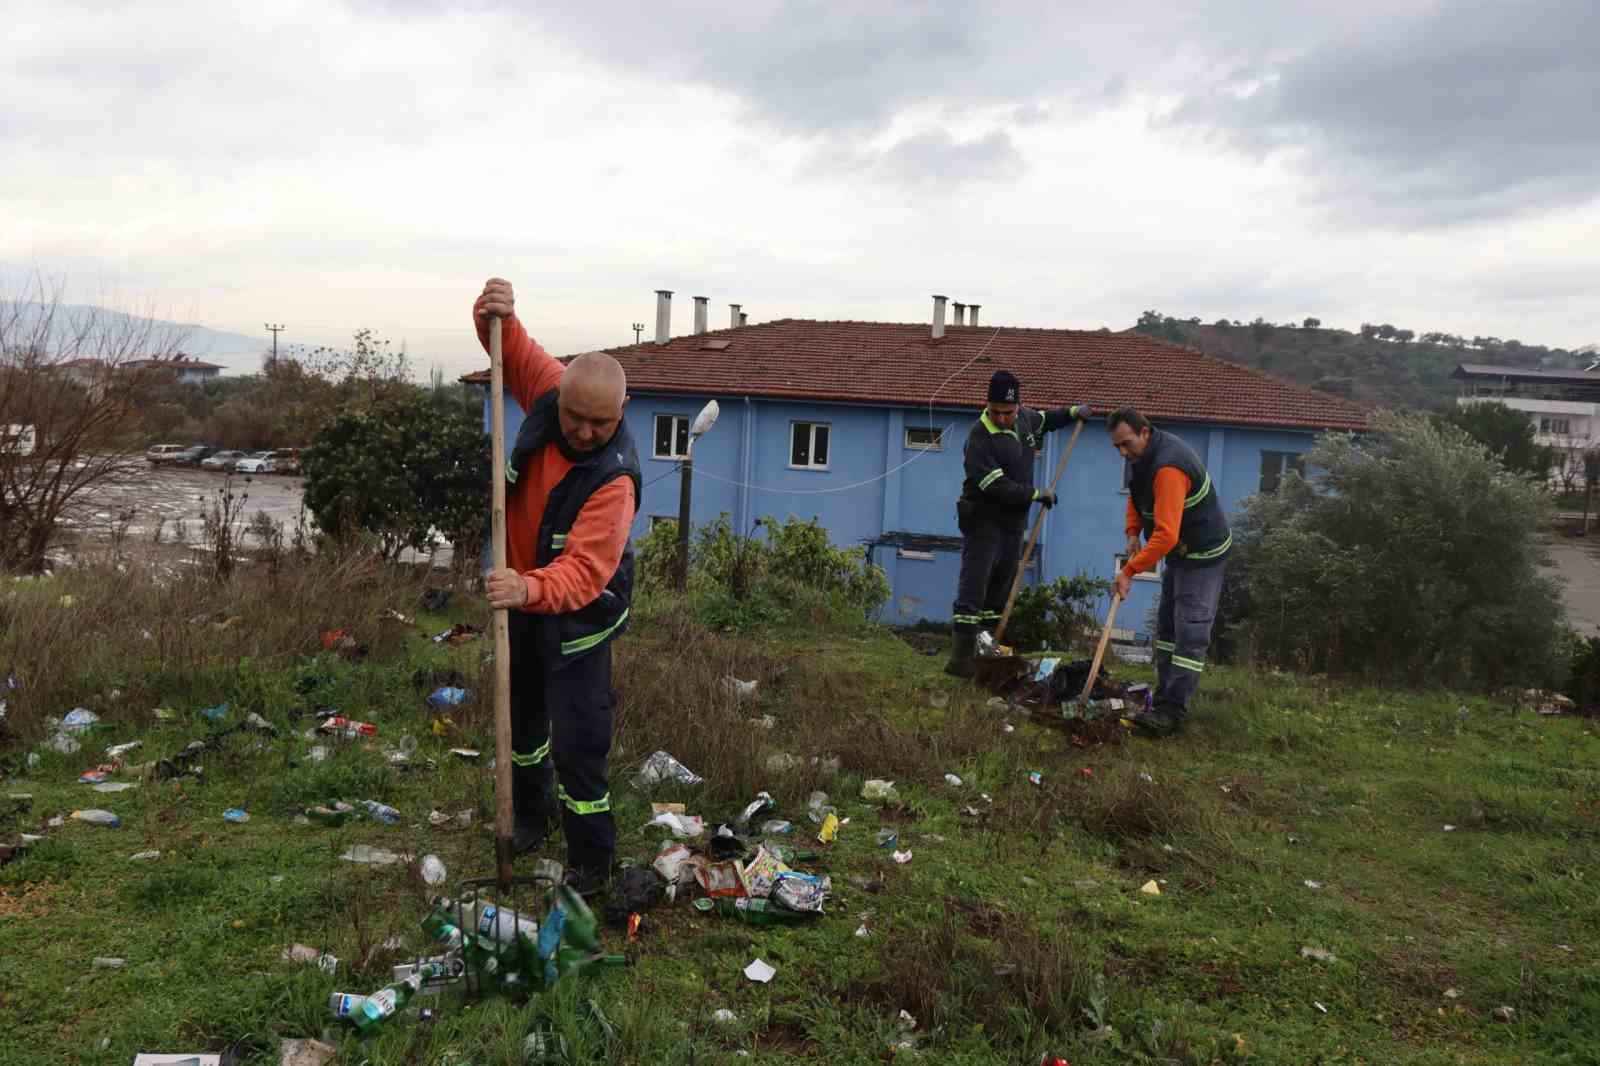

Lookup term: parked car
[145,443,186,464]
[233,451,276,475]
[200,450,249,472]
[171,445,216,467]
[3,424,37,457]
[270,448,301,475]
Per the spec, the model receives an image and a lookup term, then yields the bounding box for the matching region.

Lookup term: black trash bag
[419,587,453,613]
[708,824,747,861]
[1046,658,1117,704]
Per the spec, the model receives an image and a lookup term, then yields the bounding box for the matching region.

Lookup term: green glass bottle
[692,896,811,926]
[352,963,443,1034]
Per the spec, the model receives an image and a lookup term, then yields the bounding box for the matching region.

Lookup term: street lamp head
[690,399,720,438]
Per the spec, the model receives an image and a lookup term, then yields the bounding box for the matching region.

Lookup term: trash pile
[635,754,836,932]
[992,658,1151,746]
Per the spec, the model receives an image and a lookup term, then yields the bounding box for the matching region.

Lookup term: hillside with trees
[1133,311,1595,411]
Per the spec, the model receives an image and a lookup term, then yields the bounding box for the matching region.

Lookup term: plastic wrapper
[735,791,775,827]
[860,779,900,804]
[817,812,839,844]
[652,841,700,886]
[632,750,703,789]
[646,811,704,838]
[694,859,749,898]
[772,871,831,913]
[740,844,791,899]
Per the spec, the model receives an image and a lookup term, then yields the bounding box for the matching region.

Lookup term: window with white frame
[903,426,944,451]
[652,414,690,459]
[1113,554,1161,582]
[1259,450,1308,493]
[1541,416,1572,436]
[789,422,831,469]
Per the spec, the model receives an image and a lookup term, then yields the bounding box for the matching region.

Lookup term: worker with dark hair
[948,370,1090,675]
[1107,406,1231,737]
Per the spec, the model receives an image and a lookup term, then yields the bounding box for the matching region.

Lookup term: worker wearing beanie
[948,370,1090,676]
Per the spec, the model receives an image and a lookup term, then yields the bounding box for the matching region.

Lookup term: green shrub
[1004,572,1112,651]
[1223,409,1562,687]
[635,513,888,630]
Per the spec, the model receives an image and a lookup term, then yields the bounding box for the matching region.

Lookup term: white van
[146,443,186,464]
[2,424,36,456]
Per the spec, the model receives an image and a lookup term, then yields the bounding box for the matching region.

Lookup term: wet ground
[56,459,453,568]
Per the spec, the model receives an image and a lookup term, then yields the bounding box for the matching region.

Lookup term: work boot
[945,629,978,678]
[512,814,554,856]
[1129,707,1183,738]
[562,863,613,900]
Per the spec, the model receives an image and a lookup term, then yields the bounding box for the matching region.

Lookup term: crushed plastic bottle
[70,809,121,828]
[631,750,703,789]
[361,800,401,825]
[222,808,250,823]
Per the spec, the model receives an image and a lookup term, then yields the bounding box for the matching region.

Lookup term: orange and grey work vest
[1127,429,1232,567]
[507,388,642,666]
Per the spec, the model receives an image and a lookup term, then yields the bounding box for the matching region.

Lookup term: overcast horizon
[6,0,1597,381]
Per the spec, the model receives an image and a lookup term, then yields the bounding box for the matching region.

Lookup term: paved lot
[1541,534,1600,635]
[60,461,308,546]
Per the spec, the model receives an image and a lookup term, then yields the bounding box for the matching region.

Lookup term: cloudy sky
[5,0,1597,378]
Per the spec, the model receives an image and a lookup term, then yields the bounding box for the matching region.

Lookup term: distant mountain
[1,302,266,375]
[1131,312,1594,411]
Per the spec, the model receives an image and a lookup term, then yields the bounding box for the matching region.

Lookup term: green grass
[2,569,1598,1065]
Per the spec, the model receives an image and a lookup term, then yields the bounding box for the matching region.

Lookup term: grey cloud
[1167,0,1600,224]
[875,128,1025,185]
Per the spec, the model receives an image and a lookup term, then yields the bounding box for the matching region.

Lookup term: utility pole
[632,322,644,345]
[265,323,285,367]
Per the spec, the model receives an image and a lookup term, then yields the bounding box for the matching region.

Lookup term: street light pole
[675,400,720,591]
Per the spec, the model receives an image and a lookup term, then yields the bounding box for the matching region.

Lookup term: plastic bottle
[361,800,401,825]
[70,809,121,828]
[431,895,538,949]
[692,895,811,926]
[306,802,357,827]
[328,992,367,1020]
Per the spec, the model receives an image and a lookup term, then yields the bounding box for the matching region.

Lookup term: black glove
[1034,490,1057,509]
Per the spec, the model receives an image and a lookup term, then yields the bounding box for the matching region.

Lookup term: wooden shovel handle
[1080,594,1122,705]
[489,317,515,890]
[996,419,1084,643]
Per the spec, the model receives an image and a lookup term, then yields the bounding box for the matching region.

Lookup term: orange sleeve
[1123,468,1189,576]
[473,305,563,410]
[1125,497,1142,539]
[519,478,637,614]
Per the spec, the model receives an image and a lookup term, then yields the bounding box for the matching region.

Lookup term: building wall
[487,390,1323,638]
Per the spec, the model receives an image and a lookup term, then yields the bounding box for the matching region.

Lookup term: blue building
[466,296,1366,631]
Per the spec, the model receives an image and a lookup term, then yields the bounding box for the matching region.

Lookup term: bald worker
[475,278,640,897]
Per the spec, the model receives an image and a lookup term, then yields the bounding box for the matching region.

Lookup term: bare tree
[0,272,184,571]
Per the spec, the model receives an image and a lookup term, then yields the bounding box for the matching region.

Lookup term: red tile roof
[463,319,1368,432]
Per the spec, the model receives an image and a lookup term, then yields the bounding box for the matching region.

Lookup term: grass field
[1,557,1597,1065]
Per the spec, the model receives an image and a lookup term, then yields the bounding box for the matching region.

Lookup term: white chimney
[931,295,948,339]
[729,303,742,329]
[739,312,749,327]
[953,301,966,326]
[969,303,981,327]
[693,296,708,335]
[654,289,673,345]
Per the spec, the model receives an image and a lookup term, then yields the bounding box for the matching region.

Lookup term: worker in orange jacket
[475,278,639,896]
[1108,407,1231,737]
